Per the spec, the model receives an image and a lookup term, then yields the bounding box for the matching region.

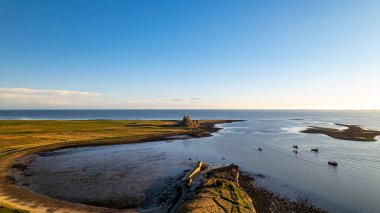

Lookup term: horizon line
[0,108,379,111]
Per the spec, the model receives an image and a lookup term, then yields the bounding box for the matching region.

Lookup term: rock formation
[177,164,256,213]
[179,116,199,129]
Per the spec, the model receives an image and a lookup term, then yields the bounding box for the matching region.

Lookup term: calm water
[3,110,380,212]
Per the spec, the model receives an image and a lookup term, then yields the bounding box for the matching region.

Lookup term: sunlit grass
[0,202,30,213]
[0,120,191,159]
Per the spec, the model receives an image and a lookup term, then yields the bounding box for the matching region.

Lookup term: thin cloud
[190,98,202,103]
[159,95,203,104]
[171,98,186,102]
[0,88,102,97]
[0,88,103,109]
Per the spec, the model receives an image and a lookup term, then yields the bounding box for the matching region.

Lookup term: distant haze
[1,1,379,109]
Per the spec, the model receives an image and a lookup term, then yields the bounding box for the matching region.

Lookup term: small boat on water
[293,145,299,149]
[311,147,319,152]
[328,161,338,166]
[258,148,262,151]
[293,149,300,153]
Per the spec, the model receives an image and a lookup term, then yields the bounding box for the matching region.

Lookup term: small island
[301,123,380,141]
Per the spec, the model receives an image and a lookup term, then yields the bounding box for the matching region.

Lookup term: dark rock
[5,175,16,184]
[11,163,28,171]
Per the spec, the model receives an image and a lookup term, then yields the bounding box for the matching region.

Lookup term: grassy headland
[0,119,230,159]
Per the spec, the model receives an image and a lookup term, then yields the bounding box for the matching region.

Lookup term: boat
[293,145,299,149]
[311,147,319,152]
[293,149,300,153]
[258,148,262,151]
[328,161,338,166]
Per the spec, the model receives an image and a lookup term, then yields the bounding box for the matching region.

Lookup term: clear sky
[1,0,379,109]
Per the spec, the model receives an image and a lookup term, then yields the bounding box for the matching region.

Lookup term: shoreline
[0,119,239,212]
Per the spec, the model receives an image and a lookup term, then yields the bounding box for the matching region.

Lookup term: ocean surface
[2,110,380,212]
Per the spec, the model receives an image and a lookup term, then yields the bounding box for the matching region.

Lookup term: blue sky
[1,0,379,109]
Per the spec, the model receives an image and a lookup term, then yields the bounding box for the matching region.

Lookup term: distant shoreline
[301,123,380,141]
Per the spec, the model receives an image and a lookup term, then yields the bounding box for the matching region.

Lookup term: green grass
[0,207,28,213]
[178,178,254,212]
[0,120,194,159]
[0,203,29,213]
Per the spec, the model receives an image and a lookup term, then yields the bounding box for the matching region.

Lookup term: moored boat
[328,161,338,166]
[311,147,319,152]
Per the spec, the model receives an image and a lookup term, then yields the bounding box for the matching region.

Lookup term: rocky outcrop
[301,123,380,141]
[177,165,256,213]
[179,116,199,129]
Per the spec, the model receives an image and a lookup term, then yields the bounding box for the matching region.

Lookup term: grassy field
[0,120,192,159]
